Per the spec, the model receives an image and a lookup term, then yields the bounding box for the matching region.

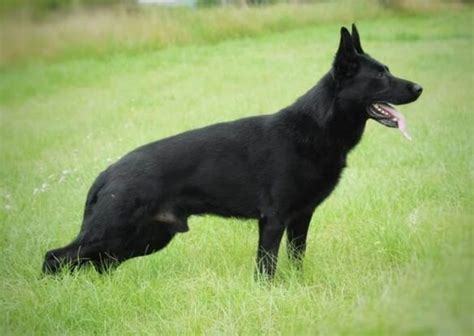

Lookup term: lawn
[1,8,473,335]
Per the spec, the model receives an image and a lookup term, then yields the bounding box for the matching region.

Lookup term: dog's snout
[411,83,423,96]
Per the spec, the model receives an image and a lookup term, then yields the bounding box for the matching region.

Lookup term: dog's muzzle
[367,102,411,140]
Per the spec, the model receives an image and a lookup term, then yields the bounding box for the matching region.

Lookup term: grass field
[1,7,473,335]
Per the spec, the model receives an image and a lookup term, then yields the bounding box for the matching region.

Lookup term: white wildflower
[408,209,419,230]
[33,182,48,195]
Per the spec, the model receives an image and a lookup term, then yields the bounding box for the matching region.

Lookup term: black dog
[43,24,422,278]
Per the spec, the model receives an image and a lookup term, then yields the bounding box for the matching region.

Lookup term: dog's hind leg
[286,211,313,269]
[87,221,177,274]
[122,217,179,260]
[42,234,127,274]
[42,213,183,275]
[42,241,84,274]
[256,216,285,279]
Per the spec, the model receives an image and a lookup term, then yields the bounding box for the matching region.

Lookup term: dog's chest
[296,153,347,204]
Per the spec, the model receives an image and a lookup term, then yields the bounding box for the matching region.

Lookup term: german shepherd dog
[43,25,422,278]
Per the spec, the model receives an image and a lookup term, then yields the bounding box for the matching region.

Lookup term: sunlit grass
[0,9,473,335]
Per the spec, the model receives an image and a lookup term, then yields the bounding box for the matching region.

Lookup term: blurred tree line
[0,0,120,14]
[0,0,470,17]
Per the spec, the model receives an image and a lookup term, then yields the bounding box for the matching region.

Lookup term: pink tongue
[381,104,412,141]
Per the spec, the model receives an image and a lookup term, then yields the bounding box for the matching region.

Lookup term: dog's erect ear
[336,27,356,58]
[351,23,364,54]
[334,27,359,80]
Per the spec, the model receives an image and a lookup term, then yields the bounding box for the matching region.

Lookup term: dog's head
[333,24,422,140]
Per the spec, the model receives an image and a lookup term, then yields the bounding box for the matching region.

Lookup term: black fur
[43,25,422,278]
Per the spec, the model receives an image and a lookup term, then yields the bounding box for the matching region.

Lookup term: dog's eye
[377,71,386,78]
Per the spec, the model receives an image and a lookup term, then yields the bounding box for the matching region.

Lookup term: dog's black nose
[411,83,423,95]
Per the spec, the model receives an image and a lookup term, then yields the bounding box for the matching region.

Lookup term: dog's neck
[281,71,367,154]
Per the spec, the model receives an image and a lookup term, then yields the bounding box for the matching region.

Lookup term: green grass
[1,9,473,335]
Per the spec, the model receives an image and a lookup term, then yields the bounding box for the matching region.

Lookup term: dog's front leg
[286,211,313,269]
[256,216,285,279]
